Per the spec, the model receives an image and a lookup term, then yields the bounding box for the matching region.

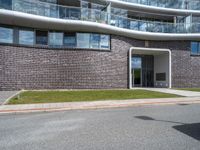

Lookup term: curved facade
[111,0,200,11]
[0,0,200,90]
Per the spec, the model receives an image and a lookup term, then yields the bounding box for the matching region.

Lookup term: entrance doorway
[132,57,142,87]
[129,47,171,89]
[132,56,154,87]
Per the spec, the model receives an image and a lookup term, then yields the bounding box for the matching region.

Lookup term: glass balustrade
[1,0,200,34]
[119,0,200,10]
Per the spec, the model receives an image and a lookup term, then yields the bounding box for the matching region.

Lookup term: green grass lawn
[176,88,200,92]
[8,89,181,105]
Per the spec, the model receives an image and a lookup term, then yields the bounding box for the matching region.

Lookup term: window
[66,8,80,20]
[36,30,48,45]
[0,0,12,9]
[49,32,63,47]
[0,26,13,43]
[19,29,34,45]
[39,0,57,4]
[0,25,110,50]
[100,35,110,49]
[90,34,100,49]
[191,42,200,55]
[64,33,76,48]
[77,33,90,48]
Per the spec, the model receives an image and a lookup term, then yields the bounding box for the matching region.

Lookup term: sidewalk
[137,88,200,97]
[0,91,20,105]
[0,96,200,114]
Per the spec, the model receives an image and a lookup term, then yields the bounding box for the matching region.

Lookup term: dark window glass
[0,0,12,9]
[156,73,166,81]
[0,26,13,43]
[36,31,48,45]
[19,29,34,45]
[191,42,199,55]
[39,0,57,4]
[64,33,76,48]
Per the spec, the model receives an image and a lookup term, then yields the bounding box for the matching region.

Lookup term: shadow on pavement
[135,116,185,125]
[135,116,200,141]
[177,103,190,106]
[173,123,200,141]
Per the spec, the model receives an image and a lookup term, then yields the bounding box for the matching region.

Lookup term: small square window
[0,0,12,9]
[49,32,63,47]
[64,33,76,48]
[0,26,13,44]
[100,35,110,49]
[90,34,100,49]
[77,33,90,48]
[191,42,199,55]
[36,30,48,45]
[19,29,34,45]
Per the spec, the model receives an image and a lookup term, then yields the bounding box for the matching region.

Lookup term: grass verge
[8,89,181,105]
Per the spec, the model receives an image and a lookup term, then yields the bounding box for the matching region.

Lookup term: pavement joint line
[0,98,200,114]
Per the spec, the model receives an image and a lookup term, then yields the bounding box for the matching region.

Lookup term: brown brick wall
[0,35,144,90]
[0,35,200,90]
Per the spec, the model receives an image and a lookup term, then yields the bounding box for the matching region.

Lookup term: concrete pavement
[0,91,19,105]
[141,88,200,97]
[0,104,200,150]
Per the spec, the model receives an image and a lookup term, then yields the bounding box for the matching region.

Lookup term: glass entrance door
[142,55,154,87]
[132,57,142,87]
[132,55,154,87]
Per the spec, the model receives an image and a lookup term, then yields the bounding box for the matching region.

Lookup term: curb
[0,98,200,114]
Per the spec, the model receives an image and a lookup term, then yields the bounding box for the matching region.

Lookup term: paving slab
[140,88,200,97]
[0,91,19,105]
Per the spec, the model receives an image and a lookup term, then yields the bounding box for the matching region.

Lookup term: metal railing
[1,0,200,33]
[119,0,200,10]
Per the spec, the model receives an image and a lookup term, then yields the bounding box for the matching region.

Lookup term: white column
[129,48,133,89]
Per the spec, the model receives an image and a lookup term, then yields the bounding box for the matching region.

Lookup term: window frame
[35,30,48,46]
[100,34,110,50]
[0,0,12,10]
[0,25,111,51]
[48,31,64,47]
[63,32,76,48]
[191,41,200,56]
[76,32,90,48]
[18,28,35,46]
[0,26,14,44]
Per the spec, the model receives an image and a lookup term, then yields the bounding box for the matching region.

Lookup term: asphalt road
[0,104,200,150]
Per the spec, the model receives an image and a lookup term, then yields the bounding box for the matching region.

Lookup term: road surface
[0,103,200,150]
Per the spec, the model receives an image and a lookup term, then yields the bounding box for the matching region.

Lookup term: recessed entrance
[129,47,171,89]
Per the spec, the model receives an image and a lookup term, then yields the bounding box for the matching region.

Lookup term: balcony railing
[1,0,200,34]
[119,0,200,10]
